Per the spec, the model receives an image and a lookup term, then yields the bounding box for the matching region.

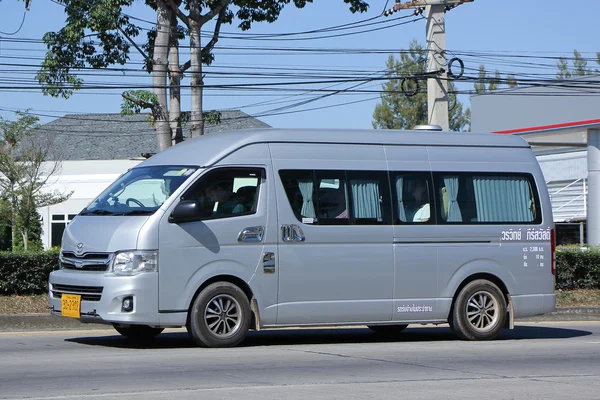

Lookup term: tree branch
[166,0,190,28]
[198,0,230,26]
[202,6,227,58]
[118,27,151,63]
[181,60,191,73]
[122,92,156,110]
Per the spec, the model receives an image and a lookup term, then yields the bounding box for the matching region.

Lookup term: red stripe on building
[493,118,600,134]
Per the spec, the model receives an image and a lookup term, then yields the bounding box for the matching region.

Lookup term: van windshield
[81,166,198,216]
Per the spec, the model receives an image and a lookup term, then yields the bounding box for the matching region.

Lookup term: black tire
[451,279,507,341]
[187,282,251,348]
[367,324,409,334]
[114,325,164,340]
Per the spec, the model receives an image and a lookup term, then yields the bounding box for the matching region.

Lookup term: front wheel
[114,325,164,340]
[451,279,507,341]
[187,282,251,348]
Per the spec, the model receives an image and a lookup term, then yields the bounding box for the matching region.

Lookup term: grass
[0,294,49,315]
[555,289,600,307]
[1,290,600,315]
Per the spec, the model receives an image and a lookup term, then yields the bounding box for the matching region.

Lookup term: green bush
[0,250,59,295]
[556,246,600,290]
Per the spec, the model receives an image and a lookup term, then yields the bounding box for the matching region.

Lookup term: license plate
[61,294,81,318]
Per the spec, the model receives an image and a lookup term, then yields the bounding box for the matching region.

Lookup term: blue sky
[0,0,599,130]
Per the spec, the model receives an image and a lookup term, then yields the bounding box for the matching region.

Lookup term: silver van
[49,128,556,347]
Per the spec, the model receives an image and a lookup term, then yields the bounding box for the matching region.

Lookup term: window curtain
[473,177,533,222]
[395,176,407,222]
[444,176,462,222]
[298,179,315,218]
[350,180,382,219]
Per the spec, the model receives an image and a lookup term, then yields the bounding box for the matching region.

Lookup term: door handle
[281,224,305,242]
[263,252,275,274]
[237,226,264,243]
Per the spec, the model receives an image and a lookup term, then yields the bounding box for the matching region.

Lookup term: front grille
[51,284,103,302]
[62,252,109,259]
[60,251,111,272]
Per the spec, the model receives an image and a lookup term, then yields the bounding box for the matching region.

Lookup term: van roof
[140,128,530,168]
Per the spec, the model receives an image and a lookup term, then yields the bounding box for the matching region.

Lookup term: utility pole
[384,0,474,131]
[588,129,600,245]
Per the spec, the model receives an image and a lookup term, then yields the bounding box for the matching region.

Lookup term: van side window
[279,170,391,225]
[182,168,262,220]
[434,173,541,224]
[315,171,349,224]
[279,170,316,221]
[346,171,391,224]
[390,172,433,224]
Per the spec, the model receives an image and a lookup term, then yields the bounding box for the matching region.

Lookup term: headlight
[112,250,158,276]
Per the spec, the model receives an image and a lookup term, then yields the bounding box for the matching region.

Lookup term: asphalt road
[1,323,600,400]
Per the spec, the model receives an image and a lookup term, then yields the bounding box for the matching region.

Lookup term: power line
[46,0,417,42]
[0,10,26,35]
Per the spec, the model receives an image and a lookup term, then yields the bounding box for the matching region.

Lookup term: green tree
[11,211,43,251]
[488,71,502,91]
[0,220,11,251]
[506,74,518,88]
[557,50,596,79]
[573,50,589,76]
[0,111,71,251]
[37,0,370,150]
[556,57,571,80]
[474,65,509,94]
[372,40,470,132]
[473,64,487,94]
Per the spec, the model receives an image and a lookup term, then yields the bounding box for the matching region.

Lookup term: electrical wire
[0,10,26,35]
[46,0,414,42]
[2,4,600,130]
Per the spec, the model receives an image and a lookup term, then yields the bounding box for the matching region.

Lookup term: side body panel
[270,143,394,325]
[384,145,444,322]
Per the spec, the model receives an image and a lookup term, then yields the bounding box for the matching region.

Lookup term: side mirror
[169,200,202,223]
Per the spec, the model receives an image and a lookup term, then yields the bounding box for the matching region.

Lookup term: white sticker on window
[302,218,315,224]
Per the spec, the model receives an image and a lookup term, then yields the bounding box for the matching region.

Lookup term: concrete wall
[537,151,587,182]
[471,76,600,132]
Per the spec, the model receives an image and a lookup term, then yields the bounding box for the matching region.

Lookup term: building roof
[492,119,596,156]
[37,110,270,161]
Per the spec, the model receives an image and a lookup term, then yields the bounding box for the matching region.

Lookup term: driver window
[182,168,263,220]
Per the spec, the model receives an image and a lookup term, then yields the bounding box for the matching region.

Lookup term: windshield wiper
[80,209,115,216]
[119,209,155,216]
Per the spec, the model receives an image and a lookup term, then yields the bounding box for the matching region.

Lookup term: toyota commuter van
[49,128,556,347]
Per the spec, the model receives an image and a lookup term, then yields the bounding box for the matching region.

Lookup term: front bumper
[48,269,161,326]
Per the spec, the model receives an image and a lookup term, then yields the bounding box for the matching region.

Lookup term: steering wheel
[126,198,145,207]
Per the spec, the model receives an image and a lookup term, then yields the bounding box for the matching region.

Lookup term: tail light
[550,228,556,275]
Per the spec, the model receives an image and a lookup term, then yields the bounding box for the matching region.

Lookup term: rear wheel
[451,279,507,341]
[114,325,164,340]
[367,324,408,335]
[187,282,251,348]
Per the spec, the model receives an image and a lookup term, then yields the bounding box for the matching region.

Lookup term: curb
[516,307,600,322]
[0,314,111,332]
[1,307,600,333]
